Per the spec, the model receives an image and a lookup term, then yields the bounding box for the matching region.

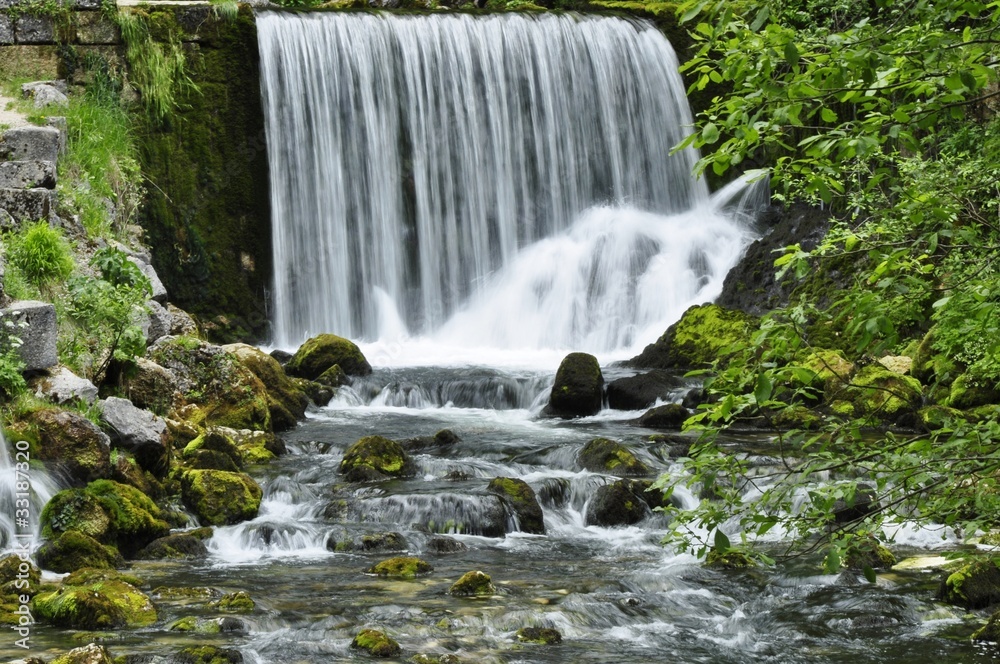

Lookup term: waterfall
[259,11,752,353]
[0,430,56,554]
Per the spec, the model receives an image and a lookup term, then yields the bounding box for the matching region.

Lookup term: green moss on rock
[577,438,649,476]
[773,405,823,430]
[35,530,124,573]
[351,628,401,657]
[368,557,433,579]
[340,435,416,480]
[33,568,157,629]
[948,373,1000,410]
[628,304,757,371]
[938,559,1000,609]
[211,591,255,612]
[846,364,923,421]
[51,644,114,664]
[30,407,112,486]
[224,343,310,431]
[973,608,1000,642]
[171,645,245,664]
[515,627,562,644]
[180,470,262,526]
[287,334,372,379]
[844,535,896,570]
[486,477,545,534]
[638,403,690,429]
[705,549,756,570]
[450,570,496,596]
[547,352,604,417]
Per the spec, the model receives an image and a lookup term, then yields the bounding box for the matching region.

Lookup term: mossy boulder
[948,373,1000,410]
[547,352,604,418]
[705,549,756,570]
[0,554,41,625]
[169,615,223,633]
[171,646,245,663]
[845,365,923,421]
[290,377,334,407]
[585,479,651,527]
[136,532,210,560]
[340,435,416,480]
[800,348,854,396]
[30,408,111,486]
[149,336,272,432]
[35,530,124,573]
[316,363,349,388]
[50,644,114,664]
[844,535,896,570]
[183,430,243,469]
[360,531,408,552]
[628,303,756,371]
[450,570,496,596]
[351,628,401,657]
[918,405,965,431]
[223,343,310,431]
[180,470,262,526]
[40,480,170,558]
[287,333,372,379]
[938,559,1000,609]
[368,557,433,579]
[637,403,689,429]
[487,477,545,534]
[773,405,823,430]
[210,591,255,612]
[912,327,959,385]
[33,568,157,629]
[577,438,650,476]
[515,627,562,644]
[973,608,1000,642]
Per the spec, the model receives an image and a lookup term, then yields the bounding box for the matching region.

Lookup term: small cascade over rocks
[259,11,755,355]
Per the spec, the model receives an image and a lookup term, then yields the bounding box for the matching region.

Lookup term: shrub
[7,222,74,287]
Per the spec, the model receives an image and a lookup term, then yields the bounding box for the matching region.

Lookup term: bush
[6,222,74,287]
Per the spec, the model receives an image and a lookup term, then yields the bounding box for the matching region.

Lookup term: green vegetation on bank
[657,0,1000,576]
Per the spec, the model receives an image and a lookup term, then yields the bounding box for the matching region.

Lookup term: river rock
[577,438,650,476]
[845,365,922,421]
[223,342,309,431]
[123,357,179,413]
[516,627,562,644]
[287,333,372,379]
[0,126,60,162]
[585,479,668,527]
[35,529,123,573]
[487,477,545,534]
[547,352,603,417]
[844,535,896,570]
[2,300,57,371]
[211,591,256,612]
[607,370,685,410]
[31,407,111,485]
[173,647,243,663]
[368,556,433,579]
[638,403,690,429]
[180,470,262,526]
[832,485,878,524]
[98,397,169,476]
[41,644,113,664]
[939,559,1000,609]
[628,303,756,371]
[351,629,401,657]
[33,568,158,630]
[426,536,467,554]
[450,570,496,596]
[340,435,416,480]
[136,532,210,560]
[182,430,243,469]
[31,366,98,405]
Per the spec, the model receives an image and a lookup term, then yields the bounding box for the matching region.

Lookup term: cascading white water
[258,12,748,352]
[0,431,56,554]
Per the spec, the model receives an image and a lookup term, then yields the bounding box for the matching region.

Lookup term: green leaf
[823,548,841,573]
[714,529,731,553]
[749,5,770,31]
[702,122,720,144]
[754,373,773,404]
[820,107,838,123]
[784,41,799,68]
[863,565,877,584]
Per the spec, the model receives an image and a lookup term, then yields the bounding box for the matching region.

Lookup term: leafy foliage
[5,221,75,288]
[0,314,28,399]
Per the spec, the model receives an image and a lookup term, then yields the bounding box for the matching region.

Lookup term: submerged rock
[340,435,416,480]
[368,556,433,579]
[487,477,545,534]
[515,627,562,644]
[171,646,244,663]
[973,608,1000,642]
[547,352,603,417]
[180,470,263,526]
[577,438,650,477]
[287,333,372,379]
[585,479,669,528]
[351,628,401,657]
[211,591,256,613]
[628,303,756,371]
[450,570,496,596]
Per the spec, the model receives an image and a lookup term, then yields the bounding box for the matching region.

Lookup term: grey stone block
[33,365,99,405]
[1,126,61,162]
[0,188,57,223]
[45,116,67,157]
[14,15,55,44]
[0,16,13,45]
[99,396,169,473]
[129,256,168,303]
[22,80,67,95]
[1,300,57,371]
[75,11,119,44]
[71,0,102,9]
[0,161,56,189]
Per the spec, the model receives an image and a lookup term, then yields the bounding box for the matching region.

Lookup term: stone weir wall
[0,2,272,342]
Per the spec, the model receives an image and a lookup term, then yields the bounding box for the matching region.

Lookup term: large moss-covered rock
[171,645,245,663]
[628,304,756,371]
[211,591,256,612]
[0,554,41,625]
[844,535,896,570]
[33,568,157,629]
[351,628,401,657]
[35,530,124,573]
[577,438,649,476]
[801,348,855,394]
[136,532,210,560]
[149,336,272,432]
[912,327,959,386]
[938,559,1000,609]
[705,549,756,570]
[516,627,562,644]
[182,430,243,469]
[367,557,433,579]
[223,343,309,431]
[123,357,179,415]
[585,479,650,527]
[287,333,372,379]
[40,480,169,558]
[487,477,545,534]
[29,408,111,486]
[340,435,416,480]
[845,365,923,421]
[547,352,603,417]
[973,608,1000,642]
[450,570,496,596]
[180,470,262,526]
[50,643,114,664]
[948,373,1000,410]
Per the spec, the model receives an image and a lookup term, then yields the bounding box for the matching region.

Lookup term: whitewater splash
[258,12,756,354]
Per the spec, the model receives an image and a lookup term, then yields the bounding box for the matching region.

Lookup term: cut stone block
[1,300,57,371]
[0,161,56,189]
[1,126,61,162]
[14,15,55,44]
[0,188,57,223]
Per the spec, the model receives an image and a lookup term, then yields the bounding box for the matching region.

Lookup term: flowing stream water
[3,10,995,663]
